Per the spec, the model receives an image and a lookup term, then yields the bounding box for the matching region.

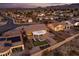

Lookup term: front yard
[33,41,48,46]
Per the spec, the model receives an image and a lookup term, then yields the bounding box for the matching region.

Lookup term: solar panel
[0,38,6,41]
[12,36,21,42]
[7,37,11,41]
[7,36,21,42]
[4,43,12,47]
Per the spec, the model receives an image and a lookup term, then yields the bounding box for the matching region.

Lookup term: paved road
[31,33,79,56]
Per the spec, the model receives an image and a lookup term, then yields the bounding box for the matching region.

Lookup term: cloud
[0,3,68,8]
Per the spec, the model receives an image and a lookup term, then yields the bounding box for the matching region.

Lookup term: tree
[42,50,51,56]
[53,50,63,56]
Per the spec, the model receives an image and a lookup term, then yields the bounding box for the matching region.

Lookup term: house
[27,18,33,23]
[3,24,48,46]
[0,28,24,56]
[38,13,45,17]
[74,22,79,26]
[47,22,65,31]
[22,24,48,41]
[0,36,24,56]
[61,21,73,30]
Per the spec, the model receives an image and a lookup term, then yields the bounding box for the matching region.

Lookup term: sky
[0,3,69,8]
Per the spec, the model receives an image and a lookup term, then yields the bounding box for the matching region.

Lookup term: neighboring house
[73,22,79,30]
[74,22,79,26]
[47,22,65,31]
[27,18,33,23]
[61,21,73,30]
[37,13,45,17]
[22,24,48,41]
[14,17,33,24]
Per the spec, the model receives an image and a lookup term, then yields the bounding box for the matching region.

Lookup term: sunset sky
[0,3,70,8]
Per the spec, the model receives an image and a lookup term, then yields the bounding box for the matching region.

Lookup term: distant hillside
[46,3,79,9]
[0,3,79,9]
